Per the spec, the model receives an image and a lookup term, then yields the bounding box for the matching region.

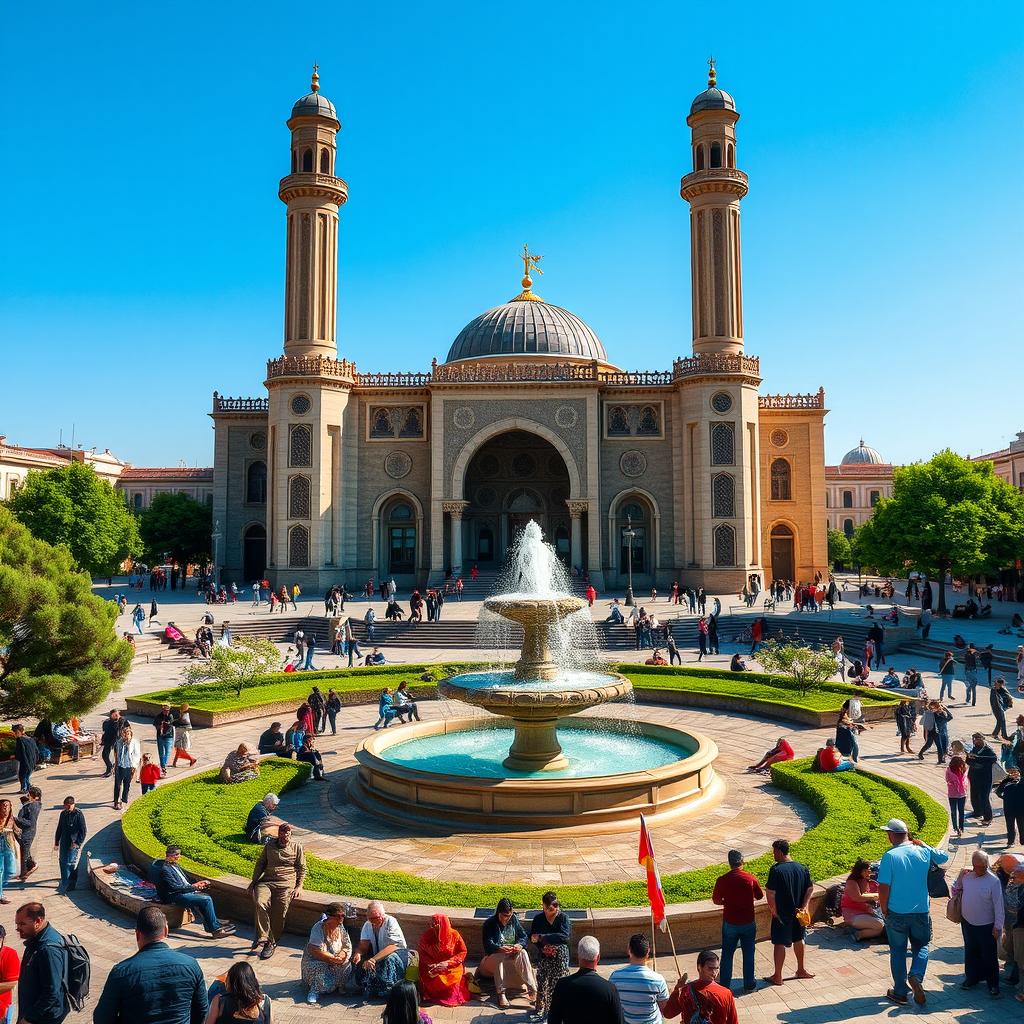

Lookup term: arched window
[712,474,735,517]
[713,524,735,566]
[695,145,705,171]
[371,408,393,437]
[246,461,267,504]
[387,501,416,573]
[770,459,792,501]
[319,148,330,174]
[843,519,855,539]
[726,143,735,168]
[608,406,630,436]
[301,148,313,172]
[842,490,853,508]
[637,405,659,435]
[288,476,310,519]
[289,424,312,467]
[711,423,734,465]
[870,490,881,506]
[133,493,143,511]
[291,150,297,173]
[710,142,722,168]
[619,501,648,574]
[399,408,423,437]
[288,525,310,567]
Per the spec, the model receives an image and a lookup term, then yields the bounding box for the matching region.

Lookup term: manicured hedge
[134,662,899,715]
[121,757,946,909]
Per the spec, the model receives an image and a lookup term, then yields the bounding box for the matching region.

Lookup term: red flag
[638,814,667,930]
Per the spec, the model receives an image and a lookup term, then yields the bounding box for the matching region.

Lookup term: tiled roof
[825,464,895,477]
[119,467,213,481]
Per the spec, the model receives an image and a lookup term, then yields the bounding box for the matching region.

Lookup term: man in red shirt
[815,738,854,772]
[712,850,764,991]
[0,924,20,1024]
[664,950,738,1024]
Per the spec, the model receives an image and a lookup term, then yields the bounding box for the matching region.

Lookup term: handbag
[926,864,949,899]
[946,873,965,923]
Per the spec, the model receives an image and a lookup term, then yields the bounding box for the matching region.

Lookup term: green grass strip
[121,757,945,909]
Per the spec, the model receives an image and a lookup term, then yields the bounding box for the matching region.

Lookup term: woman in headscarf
[416,913,470,1006]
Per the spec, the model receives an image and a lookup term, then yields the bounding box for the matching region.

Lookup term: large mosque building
[211,66,828,592]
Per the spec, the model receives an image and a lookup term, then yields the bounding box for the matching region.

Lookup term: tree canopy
[855,450,1024,613]
[139,492,212,567]
[183,637,282,697]
[755,640,839,696]
[827,529,852,569]
[0,505,133,719]
[6,461,141,577]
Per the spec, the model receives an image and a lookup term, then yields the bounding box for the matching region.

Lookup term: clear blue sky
[2,2,1021,467]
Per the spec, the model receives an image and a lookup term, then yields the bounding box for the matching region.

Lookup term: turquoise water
[444,669,622,693]
[381,725,693,779]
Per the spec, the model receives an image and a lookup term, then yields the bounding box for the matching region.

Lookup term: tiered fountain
[350,522,720,834]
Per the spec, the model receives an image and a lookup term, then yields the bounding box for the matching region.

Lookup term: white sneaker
[306,991,318,1004]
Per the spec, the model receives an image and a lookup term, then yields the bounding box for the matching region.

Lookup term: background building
[825,440,894,538]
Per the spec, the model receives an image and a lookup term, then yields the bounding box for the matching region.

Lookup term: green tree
[855,450,1024,614]
[0,505,133,718]
[6,461,141,577]
[827,529,852,569]
[756,640,839,697]
[139,492,212,567]
[183,637,281,697]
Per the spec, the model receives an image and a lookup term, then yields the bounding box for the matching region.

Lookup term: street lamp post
[623,514,636,607]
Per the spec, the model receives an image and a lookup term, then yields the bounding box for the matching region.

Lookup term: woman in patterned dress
[528,891,571,1019]
[300,902,352,1005]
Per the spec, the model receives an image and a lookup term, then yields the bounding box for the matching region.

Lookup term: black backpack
[823,883,845,921]
[62,932,91,1012]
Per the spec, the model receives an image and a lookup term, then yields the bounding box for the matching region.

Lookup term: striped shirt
[609,963,669,1024]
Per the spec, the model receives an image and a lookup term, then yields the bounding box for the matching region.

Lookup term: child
[139,753,161,795]
[945,755,967,838]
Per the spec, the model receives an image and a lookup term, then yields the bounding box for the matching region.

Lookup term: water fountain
[350,522,720,834]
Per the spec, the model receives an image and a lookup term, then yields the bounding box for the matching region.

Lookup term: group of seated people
[253,723,326,780]
[877,666,925,692]
[33,718,91,763]
[374,683,421,729]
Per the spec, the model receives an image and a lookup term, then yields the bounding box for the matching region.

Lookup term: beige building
[975,431,1024,491]
[118,466,215,511]
[211,66,829,591]
[825,441,894,538]
[0,438,125,499]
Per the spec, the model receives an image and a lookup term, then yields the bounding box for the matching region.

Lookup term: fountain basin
[349,717,722,835]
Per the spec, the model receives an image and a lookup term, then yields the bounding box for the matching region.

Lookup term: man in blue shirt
[876,817,949,1007]
[149,847,235,939]
[93,906,208,1024]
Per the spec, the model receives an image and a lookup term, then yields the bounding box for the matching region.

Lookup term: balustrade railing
[212,392,269,413]
[758,387,826,409]
[672,353,761,379]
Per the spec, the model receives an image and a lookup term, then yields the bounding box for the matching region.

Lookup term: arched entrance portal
[462,431,573,567]
[242,524,267,583]
[769,523,795,582]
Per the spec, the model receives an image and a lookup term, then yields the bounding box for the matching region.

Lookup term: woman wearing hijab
[416,913,470,1006]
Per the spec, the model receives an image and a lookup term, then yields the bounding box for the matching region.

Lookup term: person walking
[919,605,933,640]
[952,850,1004,998]
[992,677,1014,741]
[344,618,362,667]
[981,645,994,687]
[548,936,623,1024]
[16,786,42,881]
[764,839,814,987]
[248,821,306,961]
[877,816,949,1005]
[172,705,197,768]
[967,732,998,826]
[364,606,376,642]
[964,644,980,707]
[708,614,720,655]
[946,756,968,838]
[303,632,318,671]
[152,704,175,776]
[93,905,207,1024]
[53,796,86,895]
[325,689,342,736]
[896,698,916,754]
[132,604,145,634]
[290,583,300,611]
[711,849,763,992]
[148,599,159,626]
[609,932,669,1024]
[15,901,70,1024]
[666,635,681,666]
[99,709,122,778]
[113,724,141,810]
[308,687,326,733]
[697,617,709,662]
[996,769,1024,847]
[938,651,957,703]
[11,725,38,795]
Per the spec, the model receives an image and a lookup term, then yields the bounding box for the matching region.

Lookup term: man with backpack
[663,949,738,1024]
[15,901,89,1024]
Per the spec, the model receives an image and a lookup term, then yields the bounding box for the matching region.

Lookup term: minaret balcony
[680,167,748,201]
[278,173,349,206]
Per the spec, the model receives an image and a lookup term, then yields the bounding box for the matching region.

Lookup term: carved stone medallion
[384,451,412,479]
[620,450,648,478]
[453,407,475,430]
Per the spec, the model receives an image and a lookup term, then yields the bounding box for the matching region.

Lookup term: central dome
[841,440,886,465]
[445,298,608,364]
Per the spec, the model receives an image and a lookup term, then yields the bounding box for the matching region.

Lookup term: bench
[55,737,96,764]
[88,858,194,929]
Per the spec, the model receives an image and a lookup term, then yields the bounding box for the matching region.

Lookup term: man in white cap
[876,817,949,1006]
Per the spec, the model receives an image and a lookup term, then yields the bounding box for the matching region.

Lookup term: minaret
[279,65,349,359]
[680,58,747,356]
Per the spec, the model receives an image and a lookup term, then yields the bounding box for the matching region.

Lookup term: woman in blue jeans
[938,651,957,702]
[0,801,17,903]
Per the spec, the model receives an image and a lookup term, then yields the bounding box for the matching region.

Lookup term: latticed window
[710,423,734,465]
[370,409,393,437]
[246,461,267,504]
[637,406,659,435]
[770,459,792,501]
[712,474,735,517]
[288,476,311,519]
[289,424,312,467]
[288,525,310,567]
[713,524,736,566]
[608,406,630,435]
[399,408,423,437]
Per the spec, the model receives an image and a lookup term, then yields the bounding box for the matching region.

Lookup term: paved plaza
[1,580,1020,1022]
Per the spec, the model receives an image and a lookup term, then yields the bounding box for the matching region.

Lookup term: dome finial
[707,55,717,88]
[311,63,320,93]
[513,243,544,301]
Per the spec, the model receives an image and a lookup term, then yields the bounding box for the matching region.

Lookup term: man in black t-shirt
[765,838,814,987]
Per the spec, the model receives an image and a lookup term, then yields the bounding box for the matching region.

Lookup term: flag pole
[664,915,683,976]
[650,908,657,970]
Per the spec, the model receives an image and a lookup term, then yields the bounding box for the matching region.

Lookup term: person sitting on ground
[284,720,305,755]
[815,737,854,772]
[394,681,420,723]
[478,897,537,1010]
[846,659,873,686]
[301,901,352,1006]
[221,744,260,784]
[245,793,283,843]
[257,722,287,757]
[902,668,923,690]
[747,737,794,774]
[417,913,470,1006]
[364,648,387,667]
[729,653,747,673]
[375,688,398,730]
[644,649,668,666]
[606,600,625,625]
[150,845,236,939]
[350,900,409,999]
[880,668,902,688]
[205,961,271,1024]
[841,858,884,941]
[298,735,325,782]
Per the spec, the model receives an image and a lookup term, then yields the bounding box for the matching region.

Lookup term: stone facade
[210,70,829,592]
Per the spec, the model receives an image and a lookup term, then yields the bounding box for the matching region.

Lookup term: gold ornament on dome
[511,243,544,302]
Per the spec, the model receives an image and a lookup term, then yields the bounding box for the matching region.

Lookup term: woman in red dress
[417,913,470,1006]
